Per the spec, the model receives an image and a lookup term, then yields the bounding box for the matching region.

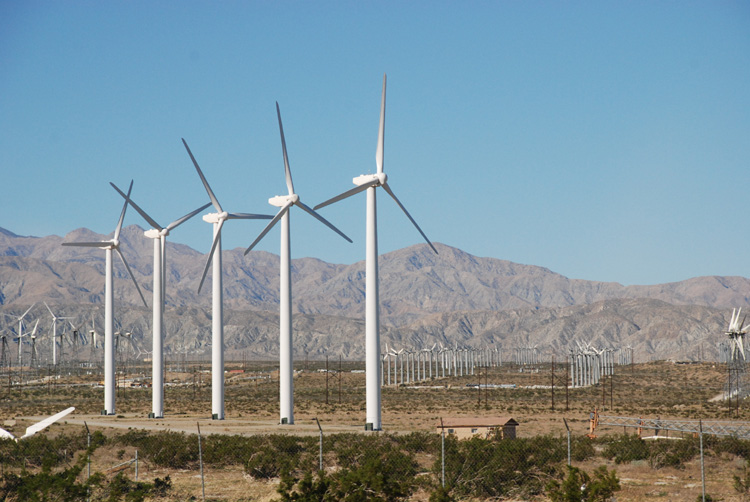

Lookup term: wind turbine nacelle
[203,212,228,224]
[144,229,161,239]
[353,173,386,186]
[269,194,298,207]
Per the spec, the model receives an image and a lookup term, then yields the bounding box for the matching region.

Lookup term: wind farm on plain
[1,75,749,501]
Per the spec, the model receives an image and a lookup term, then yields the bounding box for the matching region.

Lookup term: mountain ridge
[0,225,746,362]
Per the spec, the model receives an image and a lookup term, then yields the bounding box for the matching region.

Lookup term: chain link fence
[3,418,750,501]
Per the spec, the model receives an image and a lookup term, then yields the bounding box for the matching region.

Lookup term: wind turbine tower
[315,75,437,430]
[183,139,272,420]
[62,180,148,415]
[245,102,351,425]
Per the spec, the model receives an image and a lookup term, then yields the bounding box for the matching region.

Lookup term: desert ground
[2,359,748,501]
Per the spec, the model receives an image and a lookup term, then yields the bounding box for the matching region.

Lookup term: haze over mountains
[0,225,747,362]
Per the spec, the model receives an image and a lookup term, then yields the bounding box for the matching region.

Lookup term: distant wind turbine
[111,182,210,418]
[183,139,273,420]
[62,180,148,415]
[11,304,35,368]
[315,75,437,431]
[244,102,352,425]
[44,303,72,367]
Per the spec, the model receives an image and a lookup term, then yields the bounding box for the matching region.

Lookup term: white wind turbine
[315,74,437,431]
[726,308,749,361]
[29,323,40,368]
[111,182,210,418]
[182,139,273,420]
[244,102,352,425]
[44,303,72,367]
[62,180,148,415]
[11,304,35,368]
[18,320,39,368]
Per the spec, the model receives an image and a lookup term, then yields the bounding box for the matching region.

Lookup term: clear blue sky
[1,1,748,286]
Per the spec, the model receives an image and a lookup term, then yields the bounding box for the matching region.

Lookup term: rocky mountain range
[0,225,747,362]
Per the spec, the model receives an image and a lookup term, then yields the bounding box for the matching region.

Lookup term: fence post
[316,417,323,471]
[440,417,446,488]
[84,421,91,502]
[135,450,138,481]
[699,420,705,502]
[197,422,206,502]
[563,418,571,466]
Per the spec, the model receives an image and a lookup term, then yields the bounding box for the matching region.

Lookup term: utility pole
[551,356,555,411]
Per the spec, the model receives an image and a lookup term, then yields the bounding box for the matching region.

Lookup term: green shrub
[245,435,315,480]
[713,436,750,459]
[0,447,101,501]
[278,471,333,501]
[114,430,198,469]
[546,465,620,502]
[436,435,565,499]
[396,431,439,453]
[278,443,418,502]
[0,431,88,469]
[602,434,650,464]
[571,435,596,462]
[648,438,698,469]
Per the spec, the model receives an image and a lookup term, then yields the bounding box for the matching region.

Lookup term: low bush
[546,465,620,502]
[114,430,198,469]
[648,437,698,469]
[245,435,315,479]
[436,435,566,499]
[278,442,419,502]
[602,434,650,464]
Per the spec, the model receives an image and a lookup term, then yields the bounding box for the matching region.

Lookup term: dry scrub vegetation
[0,359,748,501]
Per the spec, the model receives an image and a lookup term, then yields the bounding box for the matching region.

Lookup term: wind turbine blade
[376,73,386,175]
[276,102,294,196]
[110,182,162,230]
[20,407,75,440]
[244,203,291,255]
[182,138,223,213]
[115,248,149,309]
[226,212,274,220]
[314,180,378,210]
[113,180,133,242]
[20,303,35,320]
[382,182,437,254]
[61,241,111,248]
[166,202,212,231]
[198,218,225,294]
[31,320,39,336]
[296,200,352,243]
[0,427,14,440]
